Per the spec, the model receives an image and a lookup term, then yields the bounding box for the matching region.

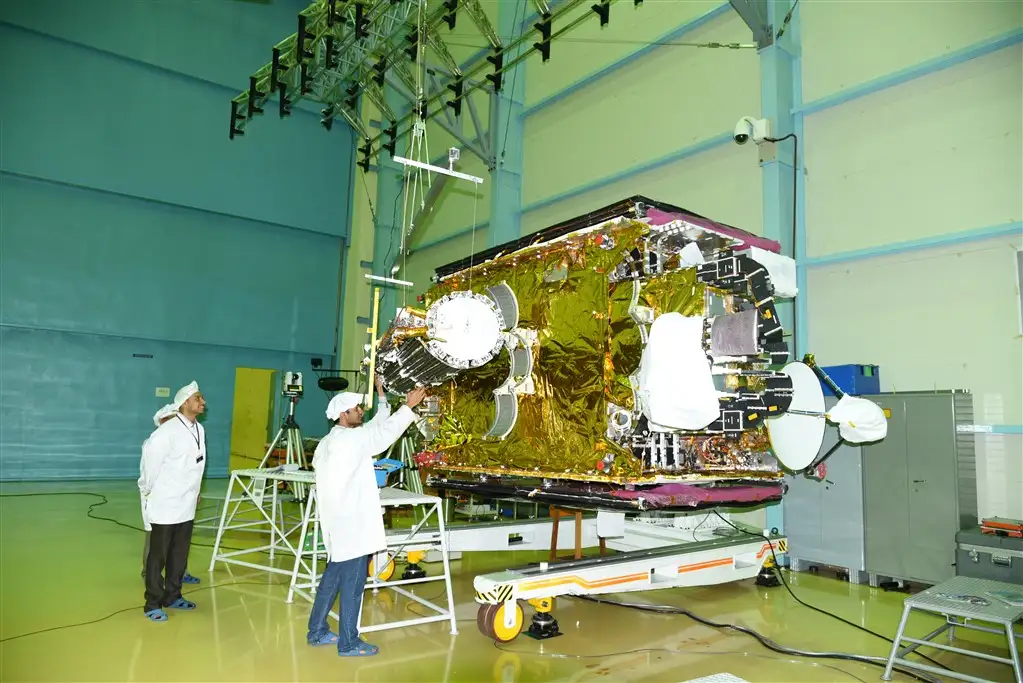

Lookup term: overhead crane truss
[228,0,634,170]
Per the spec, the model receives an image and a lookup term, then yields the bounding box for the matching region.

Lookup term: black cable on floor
[707,510,951,672]
[576,594,936,683]
[0,580,279,643]
[493,640,872,683]
[0,491,245,552]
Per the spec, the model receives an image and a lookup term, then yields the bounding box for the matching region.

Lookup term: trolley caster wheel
[477,602,524,643]
[368,557,395,582]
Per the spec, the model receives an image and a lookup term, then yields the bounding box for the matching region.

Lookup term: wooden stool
[549,505,606,562]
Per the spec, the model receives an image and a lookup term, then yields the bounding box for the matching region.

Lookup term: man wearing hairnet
[138,382,208,622]
[307,377,426,656]
[139,404,200,585]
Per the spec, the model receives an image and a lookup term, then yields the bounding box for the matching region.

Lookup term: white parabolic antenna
[426,293,504,367]
[766,361,826,471]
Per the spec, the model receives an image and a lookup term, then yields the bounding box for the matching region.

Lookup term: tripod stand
[259,396,308,501]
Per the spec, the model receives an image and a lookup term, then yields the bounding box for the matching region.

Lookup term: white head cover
[152,403,177,427]
[326,392,364,421]
[173,381,200,410]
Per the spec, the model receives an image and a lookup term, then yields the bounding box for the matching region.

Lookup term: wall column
[759,0,803,536]
[487,0,527,247]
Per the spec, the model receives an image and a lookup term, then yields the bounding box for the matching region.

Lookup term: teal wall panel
[0,3,354,481]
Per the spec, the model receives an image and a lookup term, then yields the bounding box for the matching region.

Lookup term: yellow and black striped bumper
[474,584,515,605]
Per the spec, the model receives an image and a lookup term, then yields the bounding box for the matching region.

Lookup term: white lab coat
[313,400,417,564]
[138,414,207,526]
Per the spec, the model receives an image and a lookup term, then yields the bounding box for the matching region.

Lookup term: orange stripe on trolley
[518,543,781,592]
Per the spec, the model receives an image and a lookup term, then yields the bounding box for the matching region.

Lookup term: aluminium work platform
[882,575,1023,683]
[207,467,312,576]
[286,486,459,636]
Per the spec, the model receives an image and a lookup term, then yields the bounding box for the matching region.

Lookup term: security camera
[733,116,771,145]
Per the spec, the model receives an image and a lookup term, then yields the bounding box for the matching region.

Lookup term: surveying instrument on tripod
[258,371,309,501]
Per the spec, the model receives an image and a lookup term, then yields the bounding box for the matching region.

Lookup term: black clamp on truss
[247,76,265,117]
[297,14,314,62]
[373,56,387,86]
[300,63,313,94]
[591,0,610,27]
[382,121,398,157]
[229,101,246,139]
[486,47,504,92]
[324,35,338,69]
[354,2,369,40]
[271,47,288,90]
[344,83,359,111]
[321,105,335,131]
[446,77,464,117]
[443,0,458,29]
[534,13,552,62]
[405,30,419,62]
[357,138,372,173]
[278,82,292,118]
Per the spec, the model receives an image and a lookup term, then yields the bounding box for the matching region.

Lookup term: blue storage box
[820,364,880,396]
[374,458,403,487]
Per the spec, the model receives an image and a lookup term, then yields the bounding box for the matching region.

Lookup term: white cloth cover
[326,391,364,421]
[749,247,798,298]
[827,395,888,443]
[313,401,418,563]
[637,312,720,431]
[679,242,705,267]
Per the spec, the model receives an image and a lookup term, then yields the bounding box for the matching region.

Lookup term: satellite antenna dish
[766,361,826,471]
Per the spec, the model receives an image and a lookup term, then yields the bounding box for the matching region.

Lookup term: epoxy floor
[0,480,1017,683]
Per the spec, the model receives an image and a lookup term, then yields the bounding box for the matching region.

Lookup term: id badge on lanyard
[177,416,205,464]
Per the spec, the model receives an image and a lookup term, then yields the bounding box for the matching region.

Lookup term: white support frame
[207,468,314,576]
[287,486,459,637]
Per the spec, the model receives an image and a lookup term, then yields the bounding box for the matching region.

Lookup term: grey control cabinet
[784,397,868,580]
[862,391,977,585]
[784,391,977,586]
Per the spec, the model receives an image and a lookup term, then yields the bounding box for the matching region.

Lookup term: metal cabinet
[784,391,977,586]
[862,391,977,585]
[784,397,868,581]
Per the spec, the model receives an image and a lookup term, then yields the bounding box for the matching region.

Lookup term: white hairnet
[326,392,363,421]
[153,403,177,427]
[173,381,200,409]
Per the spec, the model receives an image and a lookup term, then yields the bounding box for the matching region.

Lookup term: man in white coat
[307,377,426,656]
[138,381,208,622]
[140,404,200,585]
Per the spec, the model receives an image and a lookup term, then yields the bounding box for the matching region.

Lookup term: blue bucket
[374,458,403,487]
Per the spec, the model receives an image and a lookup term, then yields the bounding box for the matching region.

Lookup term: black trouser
[144,520,193,613]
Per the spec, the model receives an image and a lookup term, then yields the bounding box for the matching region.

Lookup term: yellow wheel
[368,557,395,581]
[477,602,524,643]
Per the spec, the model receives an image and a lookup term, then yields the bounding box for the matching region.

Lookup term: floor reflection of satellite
[374,197,882,511]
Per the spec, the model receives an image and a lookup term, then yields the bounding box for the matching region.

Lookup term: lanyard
[176,415,202,451]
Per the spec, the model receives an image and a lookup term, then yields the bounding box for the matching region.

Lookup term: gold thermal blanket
[421,219,713,482]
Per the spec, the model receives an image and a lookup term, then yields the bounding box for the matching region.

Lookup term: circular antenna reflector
[766,361,826,471]
[426,293,503,366]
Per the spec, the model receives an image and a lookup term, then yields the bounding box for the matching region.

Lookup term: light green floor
[0,480,1016,682]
